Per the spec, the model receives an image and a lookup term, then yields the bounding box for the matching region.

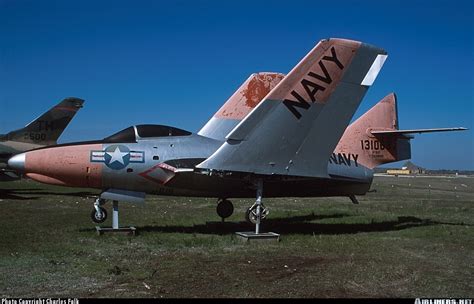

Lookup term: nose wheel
[91,198,107,223]
[91,207,107,223]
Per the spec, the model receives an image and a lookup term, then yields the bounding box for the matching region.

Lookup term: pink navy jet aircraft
[8,38,466,232]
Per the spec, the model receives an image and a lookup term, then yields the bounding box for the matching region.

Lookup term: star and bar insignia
[90,145,144,170]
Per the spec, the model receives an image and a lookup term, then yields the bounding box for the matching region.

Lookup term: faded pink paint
[215,72,285,120]
[267,39,360,103]
[25,144,103,188]
[26,173,72,186]
[335,93,399,168]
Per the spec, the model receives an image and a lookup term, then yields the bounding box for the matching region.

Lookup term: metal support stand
[255,179,263,234]
[235,178,280,242]
[112,200,119,229]
[96,200,137,236]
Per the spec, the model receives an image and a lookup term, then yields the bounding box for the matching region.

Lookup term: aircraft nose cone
[8,153,26,172]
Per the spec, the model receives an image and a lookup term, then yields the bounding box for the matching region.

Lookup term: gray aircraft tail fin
[5,97,84,145]
[197,38,387,178]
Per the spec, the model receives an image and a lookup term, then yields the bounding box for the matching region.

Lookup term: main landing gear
[235,179,279,241]
[251,179,264,233]
[215,195,269,225]
[245,201,269,225]
[216,198,234,221]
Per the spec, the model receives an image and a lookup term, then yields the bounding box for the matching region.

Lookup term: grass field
[0,175,473,298]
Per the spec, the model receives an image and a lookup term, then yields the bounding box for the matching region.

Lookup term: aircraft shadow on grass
[0,189,96,200]
[133,213,469,236]
[0,188,41,200]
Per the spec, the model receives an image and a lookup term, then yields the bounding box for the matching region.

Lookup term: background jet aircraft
[7,38,466,231]
[0,97,84,181]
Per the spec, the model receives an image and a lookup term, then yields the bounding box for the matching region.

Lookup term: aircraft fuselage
[11,133,373,199]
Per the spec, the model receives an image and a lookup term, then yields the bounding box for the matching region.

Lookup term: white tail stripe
[361,54,388,86]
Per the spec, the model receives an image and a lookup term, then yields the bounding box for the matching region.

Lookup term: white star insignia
[107,146,128,165]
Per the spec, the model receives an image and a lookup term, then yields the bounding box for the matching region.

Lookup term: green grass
[0,176,473,298]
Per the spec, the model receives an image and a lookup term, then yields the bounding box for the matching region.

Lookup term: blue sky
[1,0,473,170]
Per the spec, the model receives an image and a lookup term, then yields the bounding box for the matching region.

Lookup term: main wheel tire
[245,205,268,224]
[216,199,234,219]
[245,207,257,224]
[91,207,107,223]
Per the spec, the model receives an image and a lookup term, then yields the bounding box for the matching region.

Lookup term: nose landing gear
[90,196,137,235]
[91,198,107,223]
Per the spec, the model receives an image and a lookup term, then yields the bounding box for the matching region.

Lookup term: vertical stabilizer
[5,97,84,145]
[198,38,388,177]
[198,72,285,141]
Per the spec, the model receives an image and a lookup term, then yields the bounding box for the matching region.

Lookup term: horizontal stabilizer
[371,127,467,135]
[336,92,468,169]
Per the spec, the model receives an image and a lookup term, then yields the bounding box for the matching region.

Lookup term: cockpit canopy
[103,124,192,143]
